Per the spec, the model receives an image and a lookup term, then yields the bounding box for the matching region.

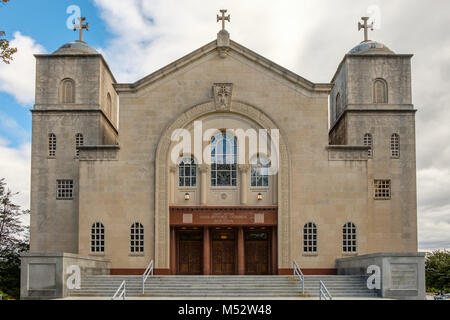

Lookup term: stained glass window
[179,158,197,187]
[251,156,269,187]
[211,133,237,187]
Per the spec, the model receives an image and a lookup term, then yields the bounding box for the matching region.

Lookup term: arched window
[91,222,105,253]
[106,93,112,119]
[343,222,357,253]
[391,133,400,158]
[364,133,373,158]
[303,222,318,253]
[179,157,197,187]
[60,78,75,104]
[48,133,56,157]
[250,156,269,187]
[211,133,237,187]
[75,133,84,157]
[336,93,342,118]
[130,222,144,253]
[373,78,388,104]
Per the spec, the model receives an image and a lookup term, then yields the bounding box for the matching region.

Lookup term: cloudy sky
[0,0,448,250]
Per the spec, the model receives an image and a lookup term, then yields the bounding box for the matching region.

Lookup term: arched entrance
[154,100,291,275]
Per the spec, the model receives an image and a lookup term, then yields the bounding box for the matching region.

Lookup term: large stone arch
[154,100,291,272]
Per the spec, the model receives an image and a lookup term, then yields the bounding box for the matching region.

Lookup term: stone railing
[327,145,369,161]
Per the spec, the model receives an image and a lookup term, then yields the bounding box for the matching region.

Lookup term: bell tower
[329,17,418,252]
[30,19,118,253]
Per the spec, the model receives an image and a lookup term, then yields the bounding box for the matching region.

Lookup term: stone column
[198,164,209,205]
[170,228,176,275]
[272,228,277,275]
[203,227,211,275]
[169,165,176,205]
[239,164,250,205]
[272,173,278,205]
[237,227,245,275]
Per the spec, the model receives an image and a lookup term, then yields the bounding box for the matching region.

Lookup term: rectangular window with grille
[130,223,144,253]
[342,222,357,253]
[364,134,373,159]
[57,180,73,199]
[374,180,391,199]
[75,134,84,157]
[391,134,400,158]
[91,222,105,253]
[48,134,56,157]
[303,223,318,253]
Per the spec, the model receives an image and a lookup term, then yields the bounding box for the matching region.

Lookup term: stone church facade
[26,15,420,284]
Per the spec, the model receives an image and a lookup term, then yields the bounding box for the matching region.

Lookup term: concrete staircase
[69,275,379,298]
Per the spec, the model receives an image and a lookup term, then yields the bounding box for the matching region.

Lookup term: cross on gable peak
[217,9,230,31]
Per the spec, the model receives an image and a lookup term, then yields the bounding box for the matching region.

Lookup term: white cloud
[417,168,450,250]
[93,0,333,82]
[0,31,46,105]
[0,111,30,142]
[0,138,31,213]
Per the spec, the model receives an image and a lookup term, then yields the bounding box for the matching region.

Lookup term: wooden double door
[176,227,272,275]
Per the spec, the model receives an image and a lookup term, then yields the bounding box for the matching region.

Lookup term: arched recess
[154,100,291,272]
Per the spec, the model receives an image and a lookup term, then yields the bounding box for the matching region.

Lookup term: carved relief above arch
[154,100,291,271]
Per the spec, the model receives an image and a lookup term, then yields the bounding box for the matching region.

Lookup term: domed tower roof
[52,40,99,55]
[348,40,395,55]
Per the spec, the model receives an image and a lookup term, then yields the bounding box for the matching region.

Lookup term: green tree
[0,178,29,299]
[425,250,450,294]
[0,0,17,64]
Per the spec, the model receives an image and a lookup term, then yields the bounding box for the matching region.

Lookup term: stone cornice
[329,107,417,134]
[31,108,119,135]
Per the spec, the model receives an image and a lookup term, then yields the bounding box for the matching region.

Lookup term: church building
[26,12,419,283]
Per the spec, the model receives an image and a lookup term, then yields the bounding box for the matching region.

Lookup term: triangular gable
[114,39,332,94]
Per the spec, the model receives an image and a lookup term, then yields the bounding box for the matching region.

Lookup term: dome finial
[73,17,89,42]
[358,17,374,42]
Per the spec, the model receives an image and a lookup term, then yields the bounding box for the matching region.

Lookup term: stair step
[69,275,377,298]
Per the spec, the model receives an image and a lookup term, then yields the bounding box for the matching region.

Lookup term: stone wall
[336,252,426,299]
[20,253,111,300]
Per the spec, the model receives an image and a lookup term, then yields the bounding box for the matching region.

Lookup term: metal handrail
[142,259,154,294]
[293,261,305,294]
[319,280,332,300]
[112,280,126,300]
